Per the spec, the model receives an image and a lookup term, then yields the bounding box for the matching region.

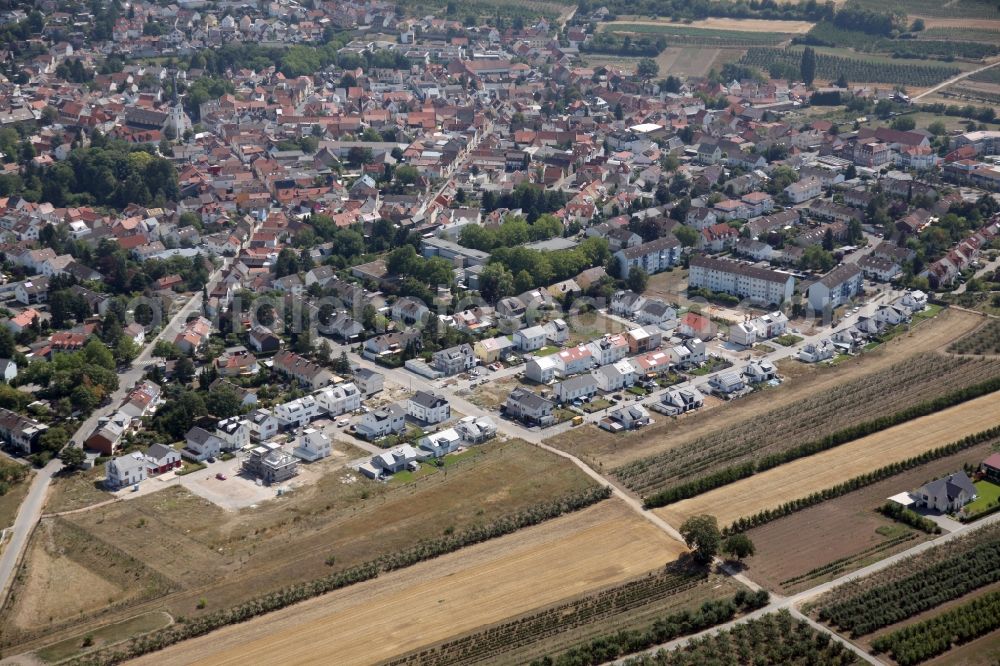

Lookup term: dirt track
[127,500,685,666]
[603,17,816,33]
[657,390,1000,528]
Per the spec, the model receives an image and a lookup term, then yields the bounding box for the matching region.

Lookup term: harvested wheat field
[129,500,685,666]
[657,390,1000,528]
[606,17,816,33]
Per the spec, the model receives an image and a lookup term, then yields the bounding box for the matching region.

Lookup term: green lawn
[35,612,172,663]
[534,345,561,357]
[966,480,1000,517]
[773,334,804,347]
[912,303,944,322]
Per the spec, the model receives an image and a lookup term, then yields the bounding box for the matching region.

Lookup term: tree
[928,120,947,136]
[674,225,700,248]
[175,356,195,384]
[627,266,649,293]
[822,227,835,251]
[636,58,659,81]
[800,47,816,87]
[205,384,241,419]
[333,351,351,374]
[114,337,140,366]
[891,116,916,131]
[722,533,756,561]
[38,426,70,456]
[680,515,721,564]
[910,18,925,31]
[478,263,514,303]
[59,445,85,470]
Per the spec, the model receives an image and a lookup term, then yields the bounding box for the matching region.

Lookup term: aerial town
[0,0,997,663]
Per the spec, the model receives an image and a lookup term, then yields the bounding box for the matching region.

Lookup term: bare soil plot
[45,467,119,514]
[603,17,815,33]
[545,307,984,471]
[914,17,1000,30]
[656,390,1000,528]
[462,374,523,409]
[127,500,685,666]
[738,441,997,593]
[1,440,596,655]
[566,310,626,345]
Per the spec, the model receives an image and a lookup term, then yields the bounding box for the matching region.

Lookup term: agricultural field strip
[125,502,685,666]
[814,524,1000,637]
[871,590,1000,666]
[603,24,790,46]
[615,354,1000,496]
[740,47,962,85]
[655,390,1000,527]
[383,568,710,666]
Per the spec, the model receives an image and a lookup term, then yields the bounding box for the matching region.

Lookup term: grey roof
[922,472,976,502]
[507,387,553,411]
[557,375,598,392]
[185,426,217,445]
[817,263,862,288]
[410,390,448,409]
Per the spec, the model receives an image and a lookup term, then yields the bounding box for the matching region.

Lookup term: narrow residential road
[953,255,1000,295]
[912,58,1000,101]
[0,258,231,605]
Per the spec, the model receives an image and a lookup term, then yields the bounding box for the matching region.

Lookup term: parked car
[337,419,349,427]
[216,472,227,480]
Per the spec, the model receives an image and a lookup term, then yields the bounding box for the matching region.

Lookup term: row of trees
[820,538,1000,637]
[486,237,611,297]
[533,591,770,666]
[66,486,612,665]
[725,425,1000,534]
[642,375,1000,509]
[480,183,567,223]
[872,590,1000,665]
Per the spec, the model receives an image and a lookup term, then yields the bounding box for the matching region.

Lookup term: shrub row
[65,486,612,666]
[872,589,1000,665]
[530,590,770,666]
[645,378,1000,509]
[819,540,1000,636]
[878,502,942,535]
[724,426,1000,534]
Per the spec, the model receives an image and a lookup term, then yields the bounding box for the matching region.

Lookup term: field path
[657,390,1000,527]
[600,17,815,33]
[913,57,1000,100]
[126,501,684,666]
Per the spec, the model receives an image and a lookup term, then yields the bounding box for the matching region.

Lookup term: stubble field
[655,390,1000,528]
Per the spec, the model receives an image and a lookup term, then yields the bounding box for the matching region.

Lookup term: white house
[874,304,910,327]
[183,426,224,461]
[554,345,594,376]
[525,355,560,383]
[514,325,548,352]
[315,383,362,417]
[406,391,451,424]
[0,359,18,383]
[798,340,835,363]
[593,359,638,392]
[784,177,822,204]
[418,428,463,458]
[356,404,406,441]
[915,472,977,513]
[274,395,321,428]
[730,321,757,347]
[654,387,704,415]
[105,451,148,489]
[744,359,777,383]
[552,375,599,403]
[709,371,746,396]
[215,416,251,451]
[249,409,282,441]
[293,427,332,461]
[587,334,630,366]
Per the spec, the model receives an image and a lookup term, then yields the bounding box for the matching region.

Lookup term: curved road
[0,259,230,605]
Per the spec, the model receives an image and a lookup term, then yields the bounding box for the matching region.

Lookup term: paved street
[0,258,231,603]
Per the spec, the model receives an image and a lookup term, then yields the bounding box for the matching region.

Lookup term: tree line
[819,540,1000,637]
[872,589,1000,665]
[642,376,1000,509]
[65,486,612,666]
[530,591,770,666]
[724,426,1000,534]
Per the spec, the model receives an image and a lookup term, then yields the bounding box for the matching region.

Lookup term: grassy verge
[35,612,172,663]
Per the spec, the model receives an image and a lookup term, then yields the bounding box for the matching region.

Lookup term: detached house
[273,350,333,389]
[355,403,406,441]
[406,391,451,424]
[504,387,555,426]
[431,343,476,376]
[916,472,977,513]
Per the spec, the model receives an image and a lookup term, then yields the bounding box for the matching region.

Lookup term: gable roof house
[916,472,977,514]
[272,350,334,389]
[504,387,555,426]
[431,343,476,376]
